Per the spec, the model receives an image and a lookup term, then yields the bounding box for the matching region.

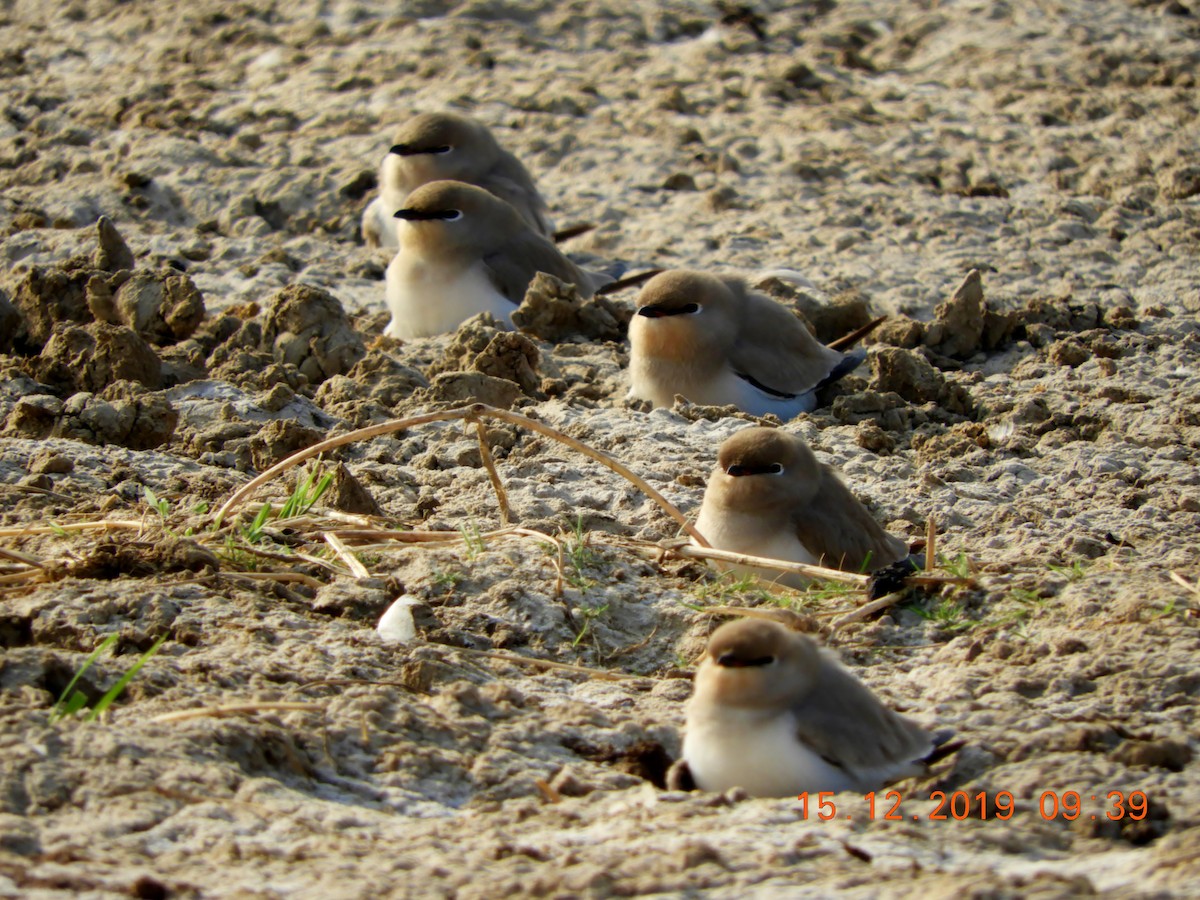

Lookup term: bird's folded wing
[790,467,909,573]
[486,156,552,236]
[482,235,592,304]
[791,653,934,784]
[729,290,851,395]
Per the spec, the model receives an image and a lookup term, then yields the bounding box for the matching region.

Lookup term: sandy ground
[2,0,1200,896]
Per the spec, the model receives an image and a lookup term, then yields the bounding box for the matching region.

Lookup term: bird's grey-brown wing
[728,288,853,396]
[482,233,595,305]
[790,651,934,788]
[791,464,909,573]
[484,151,552,237]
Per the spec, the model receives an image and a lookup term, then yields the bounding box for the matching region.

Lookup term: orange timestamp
[797,789,1150,822]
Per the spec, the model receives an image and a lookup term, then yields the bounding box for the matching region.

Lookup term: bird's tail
[815,347,866,391]
[923,730,966,765]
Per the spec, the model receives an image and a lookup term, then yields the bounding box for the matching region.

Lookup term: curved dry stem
[149,702,326,724]
[477,406,706,545]
[476,420,512,525]
[213,408,476,526]
[0,520,146,538]
[213,404,706,545]
[656,543,870,586]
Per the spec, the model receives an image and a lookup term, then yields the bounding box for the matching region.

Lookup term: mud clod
[93,215,135,272]
[262,284,366,384]
[869,347,974,416]
[513,272,629,343]
[923,269,986,359]
[106,269,206,345]
[36,322,163,393]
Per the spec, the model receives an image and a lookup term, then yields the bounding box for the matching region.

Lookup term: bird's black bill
[636,302,700,318]
[389,143,452,156]
[726,463,784,477]
[394,208,461,221]
[716,652,775,667]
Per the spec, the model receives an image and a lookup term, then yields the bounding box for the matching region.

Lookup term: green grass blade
[63,691,89,717]
[50,633,119,722]
[85,634,168,722]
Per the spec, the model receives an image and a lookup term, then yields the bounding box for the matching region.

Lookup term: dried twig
[534,778,563,804]
[213,404,705,544]
[1169,571,1200,598]
[701,606,821,631]
[661,543,870,586]
[148,702,326,723]
[0,569,49,586]
[925,515,936,573]
[324,532,371,579]
[0,546,47,568]
[217,571,325,589]
[831,591,908,629]
[442,644,649,683]
[0,520,145,538]
[475,420,512,525]
[827,314,887,351]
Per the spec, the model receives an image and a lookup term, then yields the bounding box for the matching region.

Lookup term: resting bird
[693,427,912,587]
[384,180,603,339]
[628,269,863,418]
[362,111,552,250]
[668,619,953,797]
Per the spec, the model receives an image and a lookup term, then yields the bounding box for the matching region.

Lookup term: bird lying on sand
[383,180,605,339]
[693,427,914,587]
[627,269,865,418]
[668,618,956,797]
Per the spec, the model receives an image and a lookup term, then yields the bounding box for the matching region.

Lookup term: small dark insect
[717,3,768,41]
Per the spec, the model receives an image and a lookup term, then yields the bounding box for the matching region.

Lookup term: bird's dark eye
[716,652,776,668]
[443,209,463,221]
[725,462,784,477]
[431,145,453,154]
[680,303,700,314]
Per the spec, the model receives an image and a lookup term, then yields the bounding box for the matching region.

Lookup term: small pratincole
[384,180,601,339]
[693,427,911,587]
[669,618,950,798]
[628,269,863,418]
[362,111,552,250]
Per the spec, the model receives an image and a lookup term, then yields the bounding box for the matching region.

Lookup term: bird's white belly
[385,255,514,338]
[693,507,816,589]
[709,369,817,418]
[627,357,815,418]
[683,709,856,797]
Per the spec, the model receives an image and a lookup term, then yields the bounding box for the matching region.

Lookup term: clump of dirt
[868,347,975,417]
[5,385,176,450]
[314,354,428,425]
[425,314,543,404]
[93,215,135,271]
[64,536,219,580]
[512,272,629,343]
[324,462,383,515]
[8,264,96,350]
[93,269,206,345]
[248,418,326,469]
[7,218,205,355]
[35,323,163,393]
[873,270,1019,359]
[261,283,366,384]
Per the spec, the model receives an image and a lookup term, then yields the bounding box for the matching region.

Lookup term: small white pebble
[377,597,419,644]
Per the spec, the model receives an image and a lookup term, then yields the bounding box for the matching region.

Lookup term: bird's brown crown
[716,427,817,477]
[706,618,800,668]
[390,112,493,157]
